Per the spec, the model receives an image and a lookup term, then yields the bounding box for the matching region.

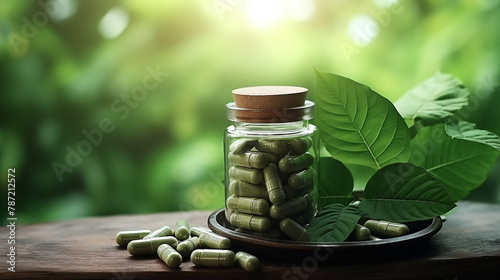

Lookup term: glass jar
[223,86,319,240]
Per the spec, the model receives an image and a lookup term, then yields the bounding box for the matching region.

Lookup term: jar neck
[231,121,310,136]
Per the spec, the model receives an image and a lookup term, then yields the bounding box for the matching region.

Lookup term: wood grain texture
[1,202,499,279]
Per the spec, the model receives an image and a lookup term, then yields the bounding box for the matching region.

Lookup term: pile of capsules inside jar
[115,219,259,272]
[226,137,317,242]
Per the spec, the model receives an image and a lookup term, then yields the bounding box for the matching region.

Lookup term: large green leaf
[317,157,354,209]
[445,120,500,151]
[307,204,360,242]
[394,72,469,121]
[410,124,500,201]
[359,163,456,222]
[315,70,410,170]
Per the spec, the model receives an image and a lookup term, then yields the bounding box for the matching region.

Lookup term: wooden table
[2,201,499,279]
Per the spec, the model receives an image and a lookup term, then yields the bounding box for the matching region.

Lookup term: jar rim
[226,100,314,123]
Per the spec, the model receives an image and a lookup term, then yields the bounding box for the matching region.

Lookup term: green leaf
[315,70,410,170]
[317,157,354,209]
[394,72,469,121]
[359,163,456,222]
[410,123,500,201]
[445,120,500,152]
[307,204,360,242]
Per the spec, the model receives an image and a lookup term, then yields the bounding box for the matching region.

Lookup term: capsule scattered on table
[348,224,371,241]
[269,195,308,220]
[115,230,151,247]
[190,226,212,237]
[227,196,270,216]
[143,225,173,239]
[229,181,268,199]
[288,168,315,190]
[157,244,182,268]
[228,151,268,169]
[190,249,236,267]
[230,212,272,232]
[235,251,260,272]
[229,166,264,184]
[176,237,200,260]
[199,232,232,249]
[364,220,410,238]
[174,219,191,241]
[279,218,309,242]
[278,152,314,173]
[263,163,286,205]
[127,236,178,256]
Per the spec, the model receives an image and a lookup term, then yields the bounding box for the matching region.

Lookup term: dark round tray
[207,209,442,262]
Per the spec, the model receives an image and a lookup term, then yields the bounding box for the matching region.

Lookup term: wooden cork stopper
[232,86,308,109]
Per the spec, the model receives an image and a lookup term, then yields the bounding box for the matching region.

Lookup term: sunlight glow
[244,0,315,29]
[98,7,129,39]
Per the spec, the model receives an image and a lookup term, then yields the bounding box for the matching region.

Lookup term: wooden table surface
[1,201,499,279]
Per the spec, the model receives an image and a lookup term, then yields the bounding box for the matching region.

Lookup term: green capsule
[348,224,371,241]
[227,196,269,215]
[256,139,290,155]
[229,166,264,184]
[288,168,315,190]
[190,249,236,267]
[278,152,314,173]
[290,199,316,226]
[289,138,312,155]
[229,181,268,199]
[229,139,256,154]
[269,195,308,220]
[176,237,200,260]
[236,251,260,272]
[199,232,232,249]
[364,220,410,238]
[115,230,151,247]
[264,152,281,164]
[225,207,235,223]
[279,218,309,242]
[230,212,272,232]
[174,220,190,241]
[263,163,286,205]
[143,225,173,239]
[190,226,212,237]
[228,151,268,169]
[127,236,178,256]
[370,236,382,241]
[157,244,182,268]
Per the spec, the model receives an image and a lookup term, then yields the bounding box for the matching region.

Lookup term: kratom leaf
[317,157,354,209]
[394,72,469,121]
[307,204,360,242]
[359,163,456,222]
[410,123,500,201]
[315,70,410,170]
[445,120,500,151]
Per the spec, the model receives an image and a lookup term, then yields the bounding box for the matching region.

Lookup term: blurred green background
[1,0,499,223]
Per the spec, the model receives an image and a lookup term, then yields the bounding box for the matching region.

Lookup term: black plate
[207,209,442,262]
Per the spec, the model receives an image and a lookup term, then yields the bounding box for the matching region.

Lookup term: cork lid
[232,86,308,109]
[227,86,314,123]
